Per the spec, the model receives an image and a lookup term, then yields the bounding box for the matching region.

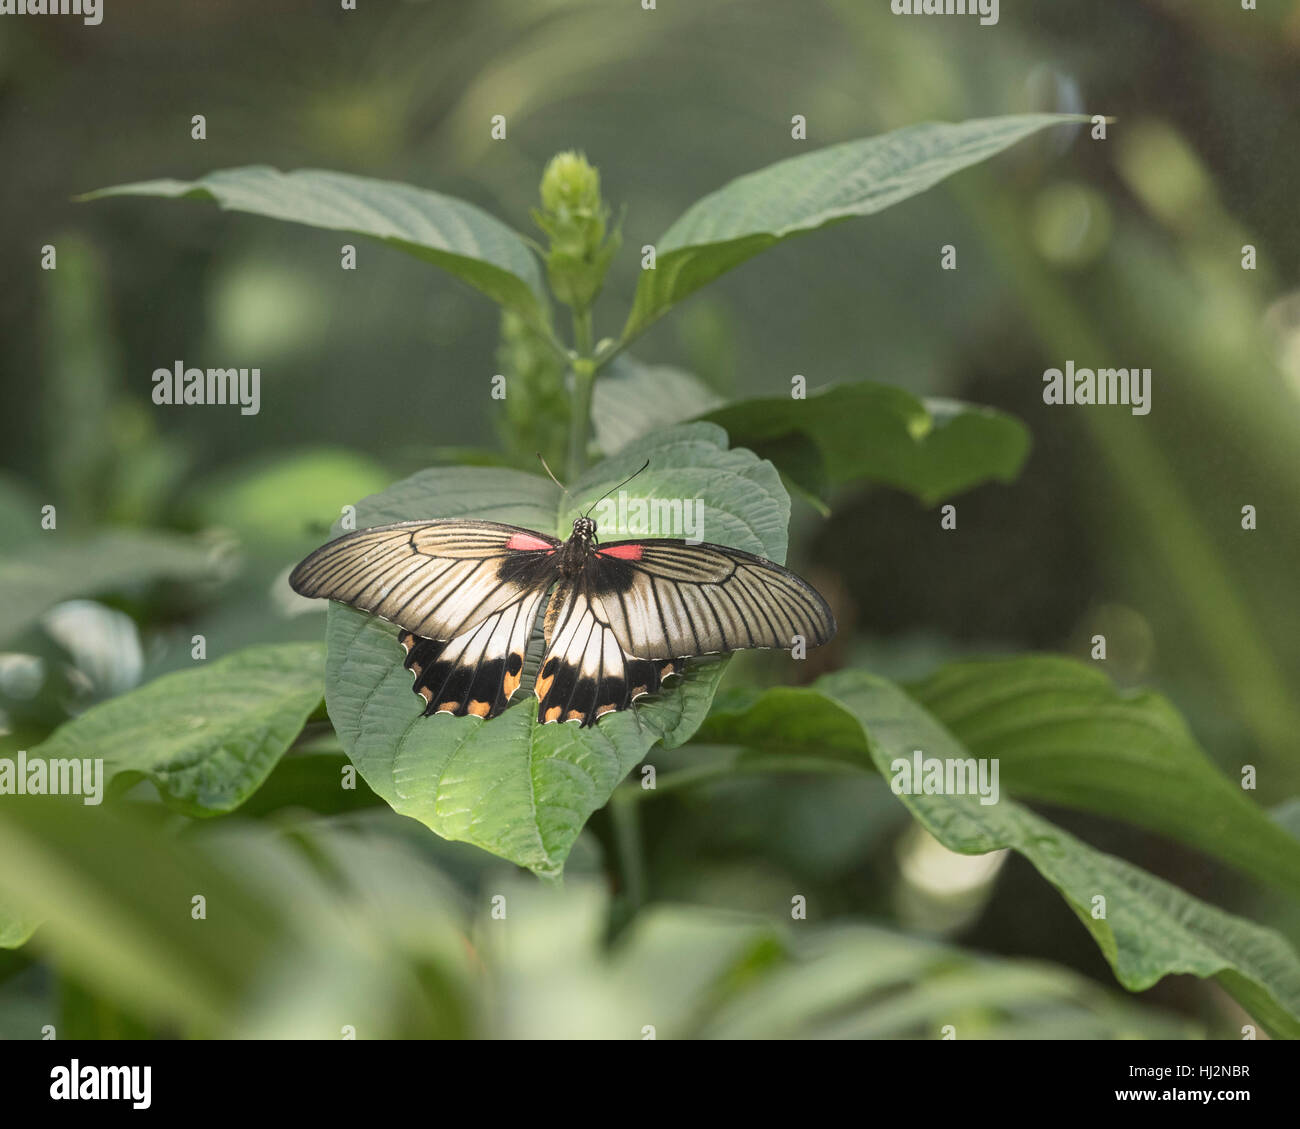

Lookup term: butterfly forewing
[289,520,559,641]
[587,539,835,660]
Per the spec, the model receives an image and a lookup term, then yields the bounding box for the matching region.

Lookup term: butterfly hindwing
[585,539,835,660]
[534,581,678,726]
[399,587,546,719]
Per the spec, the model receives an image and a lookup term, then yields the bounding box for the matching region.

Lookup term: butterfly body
[290,513,834,727]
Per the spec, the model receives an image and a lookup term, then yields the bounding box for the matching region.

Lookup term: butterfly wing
[399,586,548,719]
[289,520,560,641]
[534,580,678,726]
[586,539,835,660]
[292,523,833,728]
[291,520,561,720]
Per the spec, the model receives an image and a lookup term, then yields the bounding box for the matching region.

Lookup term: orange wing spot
[630,685,649,699]
[417,686,433,703]
[399,632,415,653]
[535,673,555,700]
[661,663,677,678]
[437,700,460,714]
[467,699,491,718]
[544,705,562,723]
[504,670,522,698]
[408,662,424,677]
[565,709,585,722]
[595,703,617,717]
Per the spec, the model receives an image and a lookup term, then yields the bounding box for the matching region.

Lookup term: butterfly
[289,473,835,727]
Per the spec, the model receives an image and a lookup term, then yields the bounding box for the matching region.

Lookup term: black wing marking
[588,539,835,660]
[398,586,547,719]
[289,519,560,642]
[533,581,678,727]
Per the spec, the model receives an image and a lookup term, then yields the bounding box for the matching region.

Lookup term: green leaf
[187,448,392,550]
[622,113,1090,342]
[2,801,1187,1038]
[0,803,478,1035]
[323,423,790,876]
[701,383,1030,506]
[27,643,324,817]
[0,893,40,950]
[565,421,790,559]
[699,670,1300,1037]
[488,879,1196,1039]
[56,974,154,1040]
[0,530,222,647]
[82,167,550,330]
[908,655,1300,902]
[591,355,723,457]
[697,923,1196,1040]
[0,800,282,1029]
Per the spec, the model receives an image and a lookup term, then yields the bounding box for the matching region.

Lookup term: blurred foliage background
[1,0,1298,1038]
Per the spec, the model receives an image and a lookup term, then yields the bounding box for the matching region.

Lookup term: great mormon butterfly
[289,472,835,727]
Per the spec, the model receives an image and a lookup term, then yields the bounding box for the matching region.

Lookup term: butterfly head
[572,516,597,542]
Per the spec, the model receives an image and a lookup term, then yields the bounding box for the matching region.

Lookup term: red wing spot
[598,544,643,560]
[505,532,555,552]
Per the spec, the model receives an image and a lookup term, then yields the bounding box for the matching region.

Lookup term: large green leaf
[26,643,324,817]
[323,423,790,876]
[488,879,1195,1039]
[83,167,549,329]
[621,113,1090,342]
[591,355,723,457]
[0,530,222,646]
[701,656,1300,898]
[694,922,1196,1040]
[702,383,1030,506]
[0,803,477,1036]
[699,671,1300,1037]
[0,801,1189,1038]
[908,655,1300,901]
[0,800,282,1030]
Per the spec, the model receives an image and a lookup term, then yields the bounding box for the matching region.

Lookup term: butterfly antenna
[536,453,566,491]
[583,459,651,519]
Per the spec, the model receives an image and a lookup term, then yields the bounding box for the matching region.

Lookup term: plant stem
[565,308,596,482]
[609,789,645,912]
[572,307,594,358]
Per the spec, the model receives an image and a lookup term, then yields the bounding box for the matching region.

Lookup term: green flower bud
[540,151,602,219]
[533,151,620,313]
